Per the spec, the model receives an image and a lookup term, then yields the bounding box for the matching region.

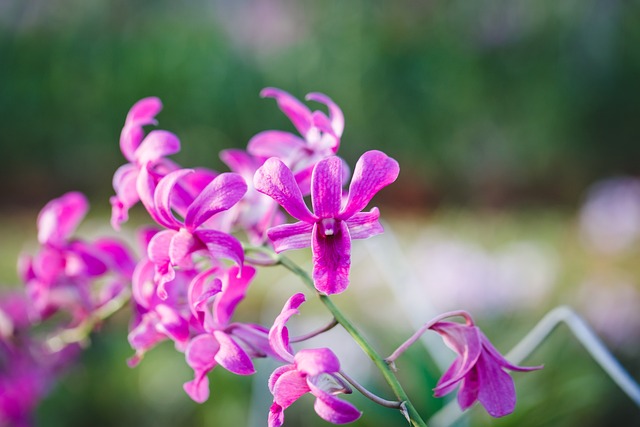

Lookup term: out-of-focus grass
[1,207,639,426]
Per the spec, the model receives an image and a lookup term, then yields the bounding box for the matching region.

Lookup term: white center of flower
[320,218,338,237]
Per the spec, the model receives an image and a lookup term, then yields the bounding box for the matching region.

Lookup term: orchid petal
[475,353,517,417]
[37,192,88,246]
[110,164,140,229]
[311,222,351,295]
[212,330,255,375]
[261,87,313,138]
[340,150,399,219]
[184,334,220,403]
[119,97,162,161]
[266,221,314,253]
[135,130,181,165]
[169,228,203,266]
[155,303,189,343]
[154,169,193,230]
[306,92,344,137]
[254,158,316,223]
[269,293,306,362]
[247,131,307,161]
[188,267,222,318]
[184,172,247,230]
[271,368,310,408]
[480,333,544,372]
[345,208,384,239]
[147,230,176,298]
[311,387,362,425]
[212,266,255,326]
[431,322,483,392]
[193,229,244,268]
[220,149,259,178]
[294,348,340,377]
[311,156,343,218]
[131,259,156,309]
[269,364,297,394]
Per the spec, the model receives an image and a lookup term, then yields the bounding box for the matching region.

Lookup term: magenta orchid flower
[429,311,543,417]
[267,293,361,426]
[19,192,135,323]
[248,88,344,194]
[183,265,273,403]
[254,150,399,294]
[219,148,284,245]
[145,169,247,297]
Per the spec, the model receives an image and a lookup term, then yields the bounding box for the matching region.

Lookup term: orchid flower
[183,265,273,403]
[19,192,135,323]
[145,169,247,298]
[248,88,344,194]
[110,97,217,229]
[254,150,399,294]
[429,311,543,417]
[219,148,284,245]
[267,293,361,426]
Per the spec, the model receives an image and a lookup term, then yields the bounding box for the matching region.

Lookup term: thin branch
[290,318,338,343]
[339,370,403,409]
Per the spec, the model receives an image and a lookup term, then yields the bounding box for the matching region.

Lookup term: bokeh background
[2,1,640,426]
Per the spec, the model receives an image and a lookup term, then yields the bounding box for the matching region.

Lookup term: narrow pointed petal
[311,156,343,218]
[247,131,306,160]
[135,130,181,165]
[294,348,340,377]
[136,164,161,223]
[212,330,255,375]
[345,208,384,239]
[213,266,256,326]
[154,169,193,229]
[131,258,156,309]
[37,192,88,246]
[261,87,313,138]
[340,150,399,219]
[185,172,247,230]
[254,158,316,223]
[475,353,517,417]
[306,92,344,137]
[267,221,314,253]
[311,222,351,295]
[269,293,306,362]
[480,333,544,372]
[194,229,244,267]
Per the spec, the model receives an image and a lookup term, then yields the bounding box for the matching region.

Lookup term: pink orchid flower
[19,192,135,323]
[429,311,543,417]
[248,88,344,194]
[254,150,399,294]
[145,169,247,298]
[183,265,272,403]
[110,97,217,229]
[267,293,361,427]
[219,148,284,245]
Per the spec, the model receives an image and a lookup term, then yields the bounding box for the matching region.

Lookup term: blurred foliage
[2,0,640,209]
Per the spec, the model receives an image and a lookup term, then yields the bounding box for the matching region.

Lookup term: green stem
[277,254,427,427]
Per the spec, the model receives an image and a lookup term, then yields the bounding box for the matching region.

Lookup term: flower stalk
[277,254,428,427]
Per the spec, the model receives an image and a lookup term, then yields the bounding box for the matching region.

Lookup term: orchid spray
[2,88,639,427]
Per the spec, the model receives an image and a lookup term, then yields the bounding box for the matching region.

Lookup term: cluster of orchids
[1,88,542,426]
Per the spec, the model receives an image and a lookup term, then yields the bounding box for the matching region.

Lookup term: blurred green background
[2,0,640,426]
